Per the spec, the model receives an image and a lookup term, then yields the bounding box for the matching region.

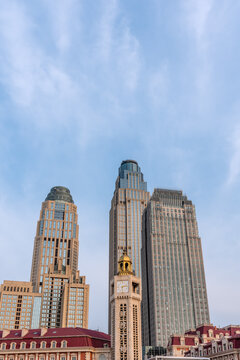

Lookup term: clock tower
[110,253,142,360]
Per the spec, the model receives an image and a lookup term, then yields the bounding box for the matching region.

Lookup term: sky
[0,0,240,332]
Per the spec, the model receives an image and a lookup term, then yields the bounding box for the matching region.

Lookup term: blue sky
[0,0,240,332]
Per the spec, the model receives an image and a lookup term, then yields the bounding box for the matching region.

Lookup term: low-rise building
[167,324,240,357]
[186,334,240,360]
[0,327,111,360]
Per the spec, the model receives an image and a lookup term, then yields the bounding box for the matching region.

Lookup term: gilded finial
[118,252,133,275]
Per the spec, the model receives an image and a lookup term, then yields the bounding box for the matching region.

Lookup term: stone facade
[167,324,240,357]
[110,254,142,360]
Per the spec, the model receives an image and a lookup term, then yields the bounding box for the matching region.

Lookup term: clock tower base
[110,254,142,360]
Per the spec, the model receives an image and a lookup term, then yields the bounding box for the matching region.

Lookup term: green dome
[45,186,74,203]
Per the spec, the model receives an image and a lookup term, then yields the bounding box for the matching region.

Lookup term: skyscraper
[109,160,150,281]
[31,186,89,329]
[0,186,89,330]
[31,186,79,293]
[141,189,210,348]
[109,160,150,331]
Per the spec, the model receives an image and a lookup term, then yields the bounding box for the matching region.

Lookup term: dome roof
[119,254,131,262]
[45,186,74,203]
[118,252,133,275]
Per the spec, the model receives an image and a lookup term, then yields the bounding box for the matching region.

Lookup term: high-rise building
[31,186,79,293]
[110,254,142,360]
[0,186,89,330]
[141,189,210,348]
[109,160,150,331]
[109,160,150,279]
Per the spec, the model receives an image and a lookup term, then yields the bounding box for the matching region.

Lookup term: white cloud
[183,0,214,48]
[0,1,77,110]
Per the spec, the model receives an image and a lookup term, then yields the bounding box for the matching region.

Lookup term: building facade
[0,282,41,330]
[110,254,142,360]
[168,324,240,357]
[109,160,149,331]
[186,331,240,360]
[0,186,89,330]
[0,327,111,360]
[141,189,210,348]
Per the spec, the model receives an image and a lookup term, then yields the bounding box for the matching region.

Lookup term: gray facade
[141,189,210,348]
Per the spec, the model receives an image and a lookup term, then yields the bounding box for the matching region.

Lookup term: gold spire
[118,252,133,275]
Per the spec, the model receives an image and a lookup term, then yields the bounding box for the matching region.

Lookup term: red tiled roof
[0,328,110,350]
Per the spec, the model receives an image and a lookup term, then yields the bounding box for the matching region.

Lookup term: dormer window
[41,341,47,349]
[61,341,67,348]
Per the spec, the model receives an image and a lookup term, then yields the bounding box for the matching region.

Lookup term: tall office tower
[31,186,89,329]
[110,254,142,360]
[141,189,210,348]
[109,160,150,331]
[0,186,89,330]
[109,160,150,280]
[31,186,79,293]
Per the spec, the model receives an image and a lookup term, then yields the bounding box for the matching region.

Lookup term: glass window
[62,341,67,348]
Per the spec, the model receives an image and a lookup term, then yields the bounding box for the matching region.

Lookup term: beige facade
[0,186,89,330]
[31,191,79,293]
[61,271,89,328]
[0,281,41,330]
[110,254,142,360]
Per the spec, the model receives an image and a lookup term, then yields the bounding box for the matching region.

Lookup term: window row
[0,341,67,350]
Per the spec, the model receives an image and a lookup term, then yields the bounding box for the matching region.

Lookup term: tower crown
[45,186,74,203]
[118,253,133,275]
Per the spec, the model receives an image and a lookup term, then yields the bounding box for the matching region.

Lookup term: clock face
[117,280,129,293]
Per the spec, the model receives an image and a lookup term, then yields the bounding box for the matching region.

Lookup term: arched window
[21,342,26,349]
[31,342,36,349]
[1,343,6,350]
[61,341,67,348]
[11,343,16,350]
[51,341,57,348]
[41,341,47,349]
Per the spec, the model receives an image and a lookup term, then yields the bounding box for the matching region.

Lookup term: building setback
[141,189,210,348]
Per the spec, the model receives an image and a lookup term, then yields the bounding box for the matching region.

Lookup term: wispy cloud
[183,0,213,49]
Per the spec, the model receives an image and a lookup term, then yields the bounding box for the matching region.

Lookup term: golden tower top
[118,252,133,275]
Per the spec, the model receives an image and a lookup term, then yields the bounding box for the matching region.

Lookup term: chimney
[21,329,29,337]
[2,329,10,338]
[41,327,48,336]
